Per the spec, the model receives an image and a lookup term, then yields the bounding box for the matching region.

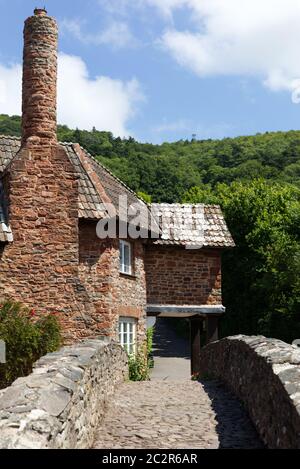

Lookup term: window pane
[119,243,123,268]
[119,241,132,274]
[119,241,124,273]
[119,322,123,346]
[119,318,137,355]
[124,244,131,273]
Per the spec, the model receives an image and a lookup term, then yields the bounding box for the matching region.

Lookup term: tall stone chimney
[21,8,58,146]
[0,9,95,343]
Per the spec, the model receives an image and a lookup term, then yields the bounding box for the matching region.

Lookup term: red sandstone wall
[145,245,222,306]
[0,143,95,342]
[78,221,147,343]
[78,222,116,337]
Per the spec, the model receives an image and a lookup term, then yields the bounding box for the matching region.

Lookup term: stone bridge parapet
[0,338,128,449]
[200,335,300,448]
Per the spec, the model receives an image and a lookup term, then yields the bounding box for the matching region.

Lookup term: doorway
[150,318,191,381]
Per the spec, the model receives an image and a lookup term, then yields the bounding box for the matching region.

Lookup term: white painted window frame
[119,240,132,275]
[119,317,137,355]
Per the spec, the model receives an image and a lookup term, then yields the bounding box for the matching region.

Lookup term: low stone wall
[200,335,300,449]
[0,338,128,449]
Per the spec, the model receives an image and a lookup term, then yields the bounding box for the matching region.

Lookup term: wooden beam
[206,316,219,344]
[147,304,225,317]
[190,318,203,375]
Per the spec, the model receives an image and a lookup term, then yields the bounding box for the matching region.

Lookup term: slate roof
[62,144,108,220]
[72,144,154,232]
[150,204,235,248]
[0,136,21,172]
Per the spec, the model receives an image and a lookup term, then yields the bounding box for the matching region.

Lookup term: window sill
[120,271,137,280]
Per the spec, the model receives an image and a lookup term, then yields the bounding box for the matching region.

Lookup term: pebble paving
[93,379,263,449]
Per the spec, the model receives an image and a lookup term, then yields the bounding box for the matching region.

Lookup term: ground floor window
[119,317,137,355]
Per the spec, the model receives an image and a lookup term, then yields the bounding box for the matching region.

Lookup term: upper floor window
[119,240,132,275]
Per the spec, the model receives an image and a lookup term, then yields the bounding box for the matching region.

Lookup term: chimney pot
[34,8,47,16]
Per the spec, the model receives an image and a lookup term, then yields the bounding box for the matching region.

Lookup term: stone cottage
[0,9,234,372]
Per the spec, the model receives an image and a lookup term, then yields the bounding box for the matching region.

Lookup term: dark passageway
[151,318,191,381]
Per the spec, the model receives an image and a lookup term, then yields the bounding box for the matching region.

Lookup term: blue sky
[1,0,300,143]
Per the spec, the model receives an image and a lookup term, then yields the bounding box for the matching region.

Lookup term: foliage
[137,192,152,204]
[0,115,22,137]
[191,372,201,381]
[128,329,156,381]
[128,344,149,382]
[182,185,219,205]
[0,301,62,389]
[146,327,154,356]
[36,313,62,356]
[146,326,154,369]
[217,180,300,343]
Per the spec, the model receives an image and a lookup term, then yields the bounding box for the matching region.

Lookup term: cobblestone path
[93,379,263,449]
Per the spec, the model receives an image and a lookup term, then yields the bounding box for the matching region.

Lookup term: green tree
[182,185,219,204]
[137,192,152,204]
[218,179,300,342]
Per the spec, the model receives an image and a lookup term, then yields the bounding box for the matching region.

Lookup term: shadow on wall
[201,380,264,449]
[152,318,190,359]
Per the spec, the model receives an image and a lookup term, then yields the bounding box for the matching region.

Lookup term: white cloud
[0,63,22,114]
[98,21,137,48]
[98,0,134,16]
[97,0,300,100]
[0,53,143,137]
[144,0,187,20]
[154,0,300,100]
[61,18,137,49]
[57,53,143,136]
[98,0,186,20]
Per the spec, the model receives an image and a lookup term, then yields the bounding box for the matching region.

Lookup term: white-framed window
[119,240,132,275]
[119,317,137,355]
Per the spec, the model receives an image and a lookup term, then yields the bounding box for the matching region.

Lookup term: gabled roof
[70,144,153,231]
[150,203,235,248]
[0,136,156,236]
